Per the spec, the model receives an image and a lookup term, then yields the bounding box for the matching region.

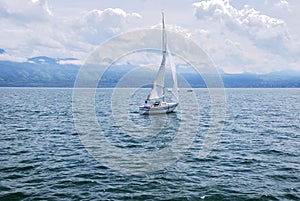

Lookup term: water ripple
[0,88,299,200]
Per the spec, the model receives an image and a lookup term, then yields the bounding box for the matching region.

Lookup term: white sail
[147,53,166,100]
[139,12,179,115]
[169,51,179,102]
[147,12,167,100]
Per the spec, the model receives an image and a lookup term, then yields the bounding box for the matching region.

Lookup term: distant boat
[187,89,193,92]
[139,12,179,115]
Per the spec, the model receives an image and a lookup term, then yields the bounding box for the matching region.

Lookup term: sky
[0,0,300,73]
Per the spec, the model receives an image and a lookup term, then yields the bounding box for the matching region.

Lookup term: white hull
[139,102,178,115]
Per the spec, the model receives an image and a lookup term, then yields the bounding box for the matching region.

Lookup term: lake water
[0,88,299,200]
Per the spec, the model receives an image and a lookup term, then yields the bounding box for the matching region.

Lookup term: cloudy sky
[0,0,300,73]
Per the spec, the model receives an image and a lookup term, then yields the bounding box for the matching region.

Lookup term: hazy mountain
[0,55,299,88]
[0,56,79,87]
[0,49,6,54]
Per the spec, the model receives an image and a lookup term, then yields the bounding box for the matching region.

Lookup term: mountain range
[0,50,299,88]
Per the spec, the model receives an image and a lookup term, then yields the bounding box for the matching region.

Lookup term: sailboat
[139,12,179,115]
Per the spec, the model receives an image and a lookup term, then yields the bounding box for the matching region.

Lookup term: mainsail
[147,12,167,101]
[169,51,179,102]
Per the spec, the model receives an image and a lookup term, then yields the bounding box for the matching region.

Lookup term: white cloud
[193,0,287,41]
[151,23,191,38]
[70,8,142,45]
[0,51,26,62]
[0,0,52,23]
[57,59,83,66]
[0,0,299,74]
[192,0,300,73]
[275,0,290,10]
[0,3,142,61]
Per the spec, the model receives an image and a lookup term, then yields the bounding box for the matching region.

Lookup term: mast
[162,11,166,102]
[146,11,167,101]
[162,11,166,55]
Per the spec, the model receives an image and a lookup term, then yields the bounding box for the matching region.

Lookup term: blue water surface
[0,88,299,200]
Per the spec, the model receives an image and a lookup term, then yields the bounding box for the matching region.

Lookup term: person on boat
[144,100,149,106]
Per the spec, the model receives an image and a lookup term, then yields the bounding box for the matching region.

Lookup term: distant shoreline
[0,86,299,89]
[1,59,300,88]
